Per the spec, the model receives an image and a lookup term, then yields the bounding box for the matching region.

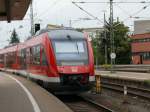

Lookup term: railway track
[102,82,150,100]
[58,95,114,112]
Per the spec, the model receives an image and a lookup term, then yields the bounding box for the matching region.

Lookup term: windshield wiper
[76,42,79,54]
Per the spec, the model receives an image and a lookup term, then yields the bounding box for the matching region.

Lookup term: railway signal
[35,23,40,33]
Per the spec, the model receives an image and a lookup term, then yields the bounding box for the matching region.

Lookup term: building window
[133,38,150,43]
[142,52,150,60]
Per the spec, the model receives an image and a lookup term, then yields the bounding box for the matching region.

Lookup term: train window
[54,41,86,53]
[5,52,16,68]
[32,45,40,65]
[77,42,84,52]
[19,49,26,69]
[41,47,47,65]
[30,48,33,64]
[0,54,4,64]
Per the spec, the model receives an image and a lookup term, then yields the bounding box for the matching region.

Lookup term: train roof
[0,34,46,54]
[0,45,17,54]
[36,28,85,40]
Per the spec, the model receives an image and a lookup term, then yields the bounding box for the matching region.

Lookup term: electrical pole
[110,0,115,72]
[30,0,34,36]
[104,11,108,64]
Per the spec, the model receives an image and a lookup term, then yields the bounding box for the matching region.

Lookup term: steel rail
[79,95,115,112]
[102,82,150,100]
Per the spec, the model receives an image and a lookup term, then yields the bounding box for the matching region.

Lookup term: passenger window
[41,47,47,65]
[30,48,33,64]
[33,45,40,65]
[0,54,4,64]
[5,52,16,68]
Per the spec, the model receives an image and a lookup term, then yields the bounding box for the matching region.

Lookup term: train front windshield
[53,40,89,66]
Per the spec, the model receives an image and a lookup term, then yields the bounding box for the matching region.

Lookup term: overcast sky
[0,0,150,48]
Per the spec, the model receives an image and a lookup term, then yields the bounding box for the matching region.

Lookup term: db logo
[71,67,78,72]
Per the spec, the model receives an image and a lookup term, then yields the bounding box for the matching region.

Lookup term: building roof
[134,20,150,34]
[131,33,150,39]
[0,0,31,22]
[81,27,103,32]
[46,24,63,29]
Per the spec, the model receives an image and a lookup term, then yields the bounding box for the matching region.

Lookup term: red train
[0,29,95,94]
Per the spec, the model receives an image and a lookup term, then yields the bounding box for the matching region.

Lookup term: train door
[41,46,48,66]
[0,54,4,68]
[26,48,30,70]
[27,45,48,77]
[29,45,41,74]
[20,49,27,69]
[4,54,7,68]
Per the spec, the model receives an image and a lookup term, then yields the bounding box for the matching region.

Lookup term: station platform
[0,72,72,112]
[96,70,150,81]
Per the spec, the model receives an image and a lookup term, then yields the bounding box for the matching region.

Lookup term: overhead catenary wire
[38,0,60,17]
[72,1,150,4]
[107,0,150,27]
[131,16,150,19]
[115,4,131,17]
[34,0,63,21]
[72,0,150,28]
[121,2,150,23]
[72,2,104,24]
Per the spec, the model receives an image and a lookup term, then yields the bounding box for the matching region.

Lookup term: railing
[95,64,150,73]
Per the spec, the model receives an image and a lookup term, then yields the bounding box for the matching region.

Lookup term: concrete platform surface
[96,70,150,81]
[0,72,72,112]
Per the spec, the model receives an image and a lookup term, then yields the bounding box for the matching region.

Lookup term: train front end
[48,29,95,94]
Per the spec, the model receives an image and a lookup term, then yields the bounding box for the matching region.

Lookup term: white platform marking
[6,75,41,112]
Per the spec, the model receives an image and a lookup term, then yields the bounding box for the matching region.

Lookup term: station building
[131,20,150,64]
[81,27,103,39]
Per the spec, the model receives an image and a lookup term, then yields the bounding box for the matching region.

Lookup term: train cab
[46,29,95,94]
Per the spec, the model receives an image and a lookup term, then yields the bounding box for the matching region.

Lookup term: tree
[92,20,131,64]
[9,29,20,44]
[112,21,131,64]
